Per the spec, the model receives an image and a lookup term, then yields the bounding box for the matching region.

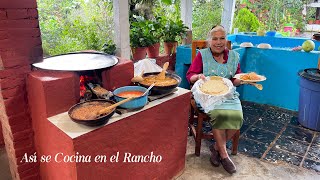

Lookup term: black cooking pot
[137,72,181,95]
[68,99,115,126]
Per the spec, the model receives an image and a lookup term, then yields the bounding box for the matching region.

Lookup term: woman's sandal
[220,157,236,174]
[209,145,220,167]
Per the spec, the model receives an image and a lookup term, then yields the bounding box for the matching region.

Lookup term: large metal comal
[32,52,118,71]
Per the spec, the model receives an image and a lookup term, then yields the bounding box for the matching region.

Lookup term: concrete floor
[0,148,11,180]
[0,137,319,180]
[176,137,320,180]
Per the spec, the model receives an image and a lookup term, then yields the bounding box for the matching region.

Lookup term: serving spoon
[240,81,263,90]
[86,97,135,119]
[247,82,263,90]
[156,62,169,80]
[131,70,144,83]
[142,83,155,96]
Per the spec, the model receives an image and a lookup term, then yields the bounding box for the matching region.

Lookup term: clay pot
[146,43,160,58]
[164,42,178,55]
[131,47,147,62]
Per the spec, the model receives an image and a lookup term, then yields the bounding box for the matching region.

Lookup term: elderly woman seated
[186,25,243,174]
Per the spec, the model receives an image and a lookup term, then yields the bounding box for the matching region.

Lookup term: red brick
[0,30,8,40]
[12,128,33,142]
[1,85,25,99]
[19,167,39,178]
[13,146,36,160]
[27,9,38,19]
[0,47,43,65]
[17,161,39,174]
[0,0,37,9]
[21,173,40,180]
[7,9,28,20]
[0,37,41,50]
[6,112,30,126]
[10,122,32,135]
[0,65,31,78]
[0,10,7,20]
[1,48,37,60]
[0,75,26,89]
[1,56,31,68]
[0,19,39,29]
[31,46,43,59]
[8,28,40,38]
[3,94,28,116]
[2,123,33,143]
[12,136,34,151]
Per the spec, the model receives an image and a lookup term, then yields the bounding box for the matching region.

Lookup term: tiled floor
[202,101,320,172]
[240,101,320,172]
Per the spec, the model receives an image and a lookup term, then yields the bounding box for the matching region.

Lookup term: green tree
[38,0,114,56]
[192,0,222,40]
[233,8,260,32]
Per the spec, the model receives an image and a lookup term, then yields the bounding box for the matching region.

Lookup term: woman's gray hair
[206,25,226,47]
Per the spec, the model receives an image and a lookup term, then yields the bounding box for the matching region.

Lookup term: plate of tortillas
[199,76,232,96]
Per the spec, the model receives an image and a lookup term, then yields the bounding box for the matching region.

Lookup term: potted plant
[146,17,162,58]
[294,17,305,35]
[308,18,315,25]
[130,17,154,61]
[160,17,188,55]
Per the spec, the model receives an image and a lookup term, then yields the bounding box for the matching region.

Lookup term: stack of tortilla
[200,77,229,96]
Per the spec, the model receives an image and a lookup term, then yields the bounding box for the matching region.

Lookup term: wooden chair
[189,40,240,156]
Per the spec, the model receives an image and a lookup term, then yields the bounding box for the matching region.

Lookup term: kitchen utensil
[131,70,145,83]
[87,97,135,119]
[142,83,155,96]
[243,82,263,90]
[157,62,169,80]
[32,52,118,71]
[87,83,112,99]
[113,86,148,109]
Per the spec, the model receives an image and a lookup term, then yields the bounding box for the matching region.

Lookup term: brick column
[0,0,42,179]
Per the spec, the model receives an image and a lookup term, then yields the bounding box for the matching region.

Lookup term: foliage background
[38,0,114,56]
[38,0,314,56]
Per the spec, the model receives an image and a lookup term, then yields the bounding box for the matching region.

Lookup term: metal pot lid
[32,52,118,71]
[298,68,320,82]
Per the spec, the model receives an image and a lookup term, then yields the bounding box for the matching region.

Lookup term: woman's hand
[191,74,206,83]
[233,78,242,87]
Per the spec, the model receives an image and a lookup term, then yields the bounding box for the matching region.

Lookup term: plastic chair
[189,40,240,156]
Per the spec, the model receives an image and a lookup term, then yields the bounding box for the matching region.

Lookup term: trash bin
[298,68,320,131]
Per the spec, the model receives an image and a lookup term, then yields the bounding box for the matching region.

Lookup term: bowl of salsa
[113,86,148,109]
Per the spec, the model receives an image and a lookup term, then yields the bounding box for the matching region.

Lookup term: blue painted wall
[228,34,320,49]
[175,35,320,111]
[175,45,192,89]
[234,47,319,111]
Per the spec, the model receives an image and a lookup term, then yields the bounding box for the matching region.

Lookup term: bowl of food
[239,42,254,48]
[113,86,148,109]
[68,100,116,126]
[137,72,181,95]
[257,43,272,49]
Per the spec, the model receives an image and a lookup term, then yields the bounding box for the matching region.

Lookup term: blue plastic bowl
[113,86,148,109]
[266,31,276,37]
